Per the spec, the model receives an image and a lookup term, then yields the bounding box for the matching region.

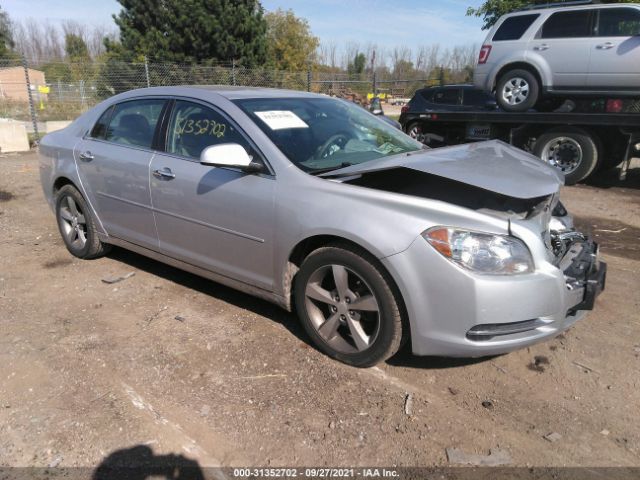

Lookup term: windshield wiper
[308,162,353,176]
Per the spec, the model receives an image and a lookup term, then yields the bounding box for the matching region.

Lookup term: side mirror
[200,144,263,173]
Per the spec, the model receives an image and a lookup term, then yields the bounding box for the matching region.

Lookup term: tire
[55,184,110,259]
[533,127,599,185]
[405,122,422,140]
[294,243,405,367]
[496,69,539,112]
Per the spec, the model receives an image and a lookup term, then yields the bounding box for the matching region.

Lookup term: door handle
[596,42,615,50]
[152,167,176,179]
[79,151,94,161]
[533,44,549,51]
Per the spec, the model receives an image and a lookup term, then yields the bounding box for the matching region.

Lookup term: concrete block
[45,120,72,133]
[0,120,30,153]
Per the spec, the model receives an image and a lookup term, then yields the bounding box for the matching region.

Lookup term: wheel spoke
[318,312,341,341]
[349,294,378,312]
[346,317,370,351]
[76,213,86,225]
[59,208,74,222]
[306,282,336,306]
[66,196,79,216]
[332,265,349,299]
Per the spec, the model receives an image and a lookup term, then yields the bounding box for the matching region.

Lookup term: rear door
[74,98,167,249]
[531,9,593,89]
[149,99,276,290]
[588,6,640,89]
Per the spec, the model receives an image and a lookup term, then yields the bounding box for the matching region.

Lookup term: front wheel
[496,69,539,112]
[294,244,405,367]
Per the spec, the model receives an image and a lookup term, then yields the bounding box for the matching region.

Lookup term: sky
[2,0,488,50]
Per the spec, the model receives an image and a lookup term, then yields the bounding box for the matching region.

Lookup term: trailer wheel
[533,127,599,185]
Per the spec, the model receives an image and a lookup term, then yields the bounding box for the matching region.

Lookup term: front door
[149,99,276,290]
[74,98,167,249]
[588,7,640,89]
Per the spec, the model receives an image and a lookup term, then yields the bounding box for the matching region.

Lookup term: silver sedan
[39,86,606,367]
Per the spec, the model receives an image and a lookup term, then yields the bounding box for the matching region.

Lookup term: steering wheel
[316,133,350,159]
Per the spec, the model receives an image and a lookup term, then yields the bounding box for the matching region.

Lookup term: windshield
[233,97,423,173]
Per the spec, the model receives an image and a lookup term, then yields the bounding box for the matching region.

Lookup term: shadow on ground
[93,445,204,480]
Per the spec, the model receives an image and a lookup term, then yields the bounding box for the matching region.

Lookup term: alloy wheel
[304,264,380,354]
[58,195,87,250]
[502,77,530,106]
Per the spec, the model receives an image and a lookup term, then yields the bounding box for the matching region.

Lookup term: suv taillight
[478,45,492,64]
[401,105,409,114]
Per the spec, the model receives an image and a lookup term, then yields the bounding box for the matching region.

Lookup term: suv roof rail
[514,0,600,12]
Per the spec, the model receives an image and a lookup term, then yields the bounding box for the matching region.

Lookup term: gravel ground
[0,152,639,472]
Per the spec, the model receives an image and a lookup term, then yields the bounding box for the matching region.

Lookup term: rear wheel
[496,69,539,112]
[294,244,404,367]
[533,127,599,185]
[405,122,422,140]
[55,184,110,259]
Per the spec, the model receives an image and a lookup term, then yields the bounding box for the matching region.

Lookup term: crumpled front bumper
[381,234,606,358]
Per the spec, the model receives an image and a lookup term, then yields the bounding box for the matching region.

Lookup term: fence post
[372,71,377,96]
[307,65,312,92]
[232,59,236,86]
[79,80,87,111]
[22,55,39,144]
[144,56,151,87]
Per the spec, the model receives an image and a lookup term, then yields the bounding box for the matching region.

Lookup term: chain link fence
[0,56,470,142]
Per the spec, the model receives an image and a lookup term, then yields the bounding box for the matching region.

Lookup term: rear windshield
[493,14,539,41]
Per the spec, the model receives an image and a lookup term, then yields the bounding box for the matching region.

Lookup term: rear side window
[89,106,113,139]
[104,99,166,149]
[541,10,592,38]
[463,89,493,106]
[598,8,640,37]
[493,14,539,41]
[433,89,460,105]
[418,90,434,102]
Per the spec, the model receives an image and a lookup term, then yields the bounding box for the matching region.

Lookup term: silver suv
[474,1,640,112]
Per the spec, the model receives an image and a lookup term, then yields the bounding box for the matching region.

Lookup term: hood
[322,140,564,199]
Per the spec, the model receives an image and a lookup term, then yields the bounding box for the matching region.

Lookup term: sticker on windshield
[255,111,308,130]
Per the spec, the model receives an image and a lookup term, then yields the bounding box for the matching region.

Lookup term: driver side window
[166,100,251,160]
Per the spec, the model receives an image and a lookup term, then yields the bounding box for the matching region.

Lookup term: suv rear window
[541,10,592,38]
[433,89,460,105]
[598,7,640,37]
[493,14,539,41]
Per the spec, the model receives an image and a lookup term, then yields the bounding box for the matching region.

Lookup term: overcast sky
[2,0,487,49]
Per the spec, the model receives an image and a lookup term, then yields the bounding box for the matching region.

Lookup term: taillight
[478,45,492,65]
[606,99,623,113]
[401,105,409,113]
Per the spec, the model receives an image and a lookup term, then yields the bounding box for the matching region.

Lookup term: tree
[348,52,366,75]
[468,0,636,30]
[265,9,318,71]
[107,0,267,65]
[65,34,89,61]
[0,5,14,58]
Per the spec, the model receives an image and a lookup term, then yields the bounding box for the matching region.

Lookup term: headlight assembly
[424,227,534,275]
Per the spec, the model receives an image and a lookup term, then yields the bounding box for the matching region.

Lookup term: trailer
[404,108,640,185]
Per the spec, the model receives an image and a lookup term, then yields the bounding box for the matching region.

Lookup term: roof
[509,1,639,15]
[113,85,323,102]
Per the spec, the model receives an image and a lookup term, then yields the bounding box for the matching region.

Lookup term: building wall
[0,67,46,103]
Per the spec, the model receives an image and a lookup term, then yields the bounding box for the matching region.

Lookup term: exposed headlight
[424,227,534,275]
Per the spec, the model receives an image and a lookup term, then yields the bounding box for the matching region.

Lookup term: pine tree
[106,0,268,65]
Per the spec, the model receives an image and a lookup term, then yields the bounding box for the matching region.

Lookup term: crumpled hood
[323,140,564,199]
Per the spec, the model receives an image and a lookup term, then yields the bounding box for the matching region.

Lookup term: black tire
[405,121,422,140]
[294,243,405,367]
[496,69,539,112]
[533,127,599,185]
[55,184,111,259]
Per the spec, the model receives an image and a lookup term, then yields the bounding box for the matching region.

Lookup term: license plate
[466,124,491,140]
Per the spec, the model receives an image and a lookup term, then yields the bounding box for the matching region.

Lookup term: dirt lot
[1,152,639,472]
